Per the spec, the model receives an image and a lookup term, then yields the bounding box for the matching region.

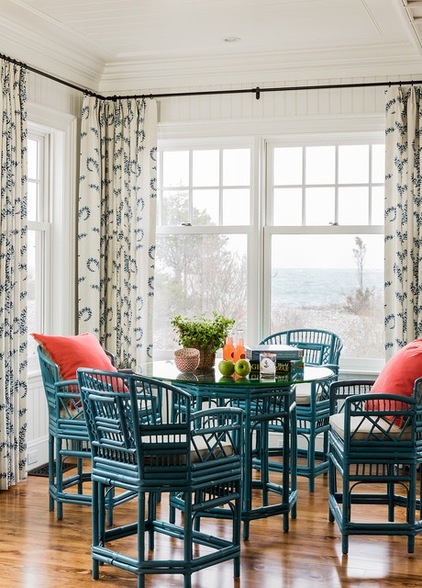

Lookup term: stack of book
[245,344,304,381]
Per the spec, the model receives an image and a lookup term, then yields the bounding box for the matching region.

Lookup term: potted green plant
[170,312,235,369]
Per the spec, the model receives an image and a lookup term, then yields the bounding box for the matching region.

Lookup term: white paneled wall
[157,77,387,138]
[27,375,49,467]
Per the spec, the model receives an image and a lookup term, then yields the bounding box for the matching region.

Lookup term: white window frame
[157,122,385,375]
[27,104,77,375]
[156,136,261,352]
[263,131,385,374]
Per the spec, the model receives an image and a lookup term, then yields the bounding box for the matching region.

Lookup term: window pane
[192,189,218,225]
[193,150,219,186]
[371,186,384,225]
[223,149,250,186]
[27,231,38,372]
[28,138,38,179]
[338,145,369,183]
[222,188,250,226]
[154,233,248,351]
[305,146,335,184]
[338,187,369,225]
[273,188,302,225]
[27,182,37,222]
[274,147,302,185]
[372,144,385,183]
[305,187,335,225]
[163,151,189,187]
[161,190,189,225]
[270,234,384,360]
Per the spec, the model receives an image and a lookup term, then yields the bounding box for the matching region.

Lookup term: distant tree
[353,237,366,290]
[154,192,247,348]
[344,237,374,316]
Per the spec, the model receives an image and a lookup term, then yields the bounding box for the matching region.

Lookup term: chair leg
[307,430,316,493]
[55,438,63,520]
[341,533,349,555]
[137,491,146,588]
[48,433,55,513]
[91,479,100,580]
[183,490,193,588]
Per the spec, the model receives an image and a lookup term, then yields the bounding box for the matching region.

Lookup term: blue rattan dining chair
[328,378,422,554]
[259,328,342,491]
[77,368,243,588]
[37,345,134,521]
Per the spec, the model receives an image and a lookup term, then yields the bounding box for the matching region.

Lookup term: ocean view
[271,268,383,307]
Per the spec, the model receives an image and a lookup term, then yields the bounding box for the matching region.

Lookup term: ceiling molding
[99,46,422,94]
[0,10,103,90]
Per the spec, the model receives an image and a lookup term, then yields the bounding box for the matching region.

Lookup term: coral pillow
[368,338,422,425]
[32,332,117,381]
[371,337,422,398]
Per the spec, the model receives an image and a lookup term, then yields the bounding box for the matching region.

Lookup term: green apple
[218,359,235,376]
[234,358,251,377]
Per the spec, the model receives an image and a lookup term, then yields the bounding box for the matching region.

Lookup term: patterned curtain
[0,60,28,489]
[78,96,157,369]
[384,85,422,358]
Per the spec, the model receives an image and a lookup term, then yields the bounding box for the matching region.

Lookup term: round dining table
[138,359,334,539]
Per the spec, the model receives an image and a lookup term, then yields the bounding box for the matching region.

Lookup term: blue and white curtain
[78,96,157,369]
[384,85,422,358]
[0,60,28,489]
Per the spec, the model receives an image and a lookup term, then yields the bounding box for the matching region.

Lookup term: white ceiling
[1,0,422,94]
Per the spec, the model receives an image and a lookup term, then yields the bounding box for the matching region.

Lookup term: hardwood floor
[0,468,421,588]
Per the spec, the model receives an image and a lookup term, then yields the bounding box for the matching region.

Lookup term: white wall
[25,72,390,467]
[157,77,386,137]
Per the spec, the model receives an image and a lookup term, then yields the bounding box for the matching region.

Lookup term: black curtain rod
[2,50,422,100]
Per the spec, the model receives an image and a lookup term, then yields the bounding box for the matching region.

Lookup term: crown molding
[99,44,422,94]
[0,9,104,92]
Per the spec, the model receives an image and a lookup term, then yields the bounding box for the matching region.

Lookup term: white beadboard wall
[25,71,393,467]
[157,77,388,138]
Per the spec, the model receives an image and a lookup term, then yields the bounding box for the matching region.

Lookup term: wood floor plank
[1,470,421,587]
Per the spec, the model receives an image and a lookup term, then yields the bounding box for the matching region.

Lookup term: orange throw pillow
[32,332,117,381]
[368,337,422,425]
[371,337,422,398]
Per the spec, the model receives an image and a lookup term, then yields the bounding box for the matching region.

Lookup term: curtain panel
[0,60,28,489]
[384,85,422,358]
[78,96,157,369]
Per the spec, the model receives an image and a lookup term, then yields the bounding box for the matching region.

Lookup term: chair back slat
[77,369,244,488]
[260,328,343,368]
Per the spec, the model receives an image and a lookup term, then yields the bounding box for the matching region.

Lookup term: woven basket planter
[193,346,216,370]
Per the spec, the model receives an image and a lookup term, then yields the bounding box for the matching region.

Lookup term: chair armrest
[53,379,83,418]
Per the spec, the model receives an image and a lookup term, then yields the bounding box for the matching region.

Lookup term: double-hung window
[154,141,255,357]
[264,137,384,372]
[27,131,50,374]
[155,134,385,373]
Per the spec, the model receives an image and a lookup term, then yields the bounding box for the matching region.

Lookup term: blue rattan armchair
[328,378,422,554]
[77,368,243,588]
[37,345,134,521]
[259,328,342,491]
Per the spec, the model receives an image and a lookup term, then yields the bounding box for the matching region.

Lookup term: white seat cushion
[295,382,311,405]
[329,413,410,441]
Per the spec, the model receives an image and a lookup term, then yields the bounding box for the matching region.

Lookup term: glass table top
[138,360,334,388]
